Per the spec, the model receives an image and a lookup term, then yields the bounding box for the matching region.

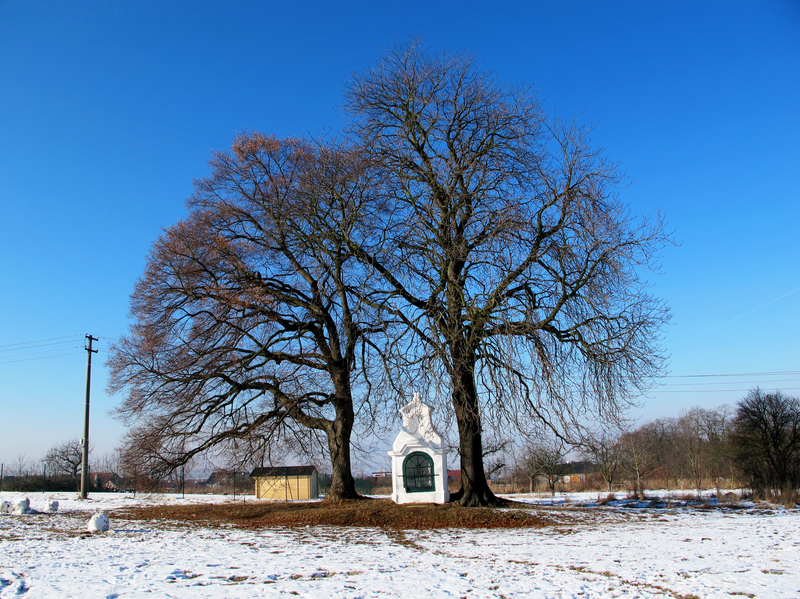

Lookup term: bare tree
[700,404,736,494]
[675,409,709,498]
[108,135,384,500]
[482,435,512,480]
[94,451,120,476]
[619,427,659,499]
[521,437,570,495]
[642,418,684,492]
[673,407,734,498]
[733,389,800,498]
[580,431,621,492]
[344,41,670,505]
[10,453,33,478]
[117,432,158,494]
[443,424,511,481]
[43,439,85,482]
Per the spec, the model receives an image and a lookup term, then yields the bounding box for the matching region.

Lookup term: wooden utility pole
[80,334,98,500]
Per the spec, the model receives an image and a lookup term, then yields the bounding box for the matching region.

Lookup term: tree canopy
[734,388,800,497]
[343,42,670,505]
[109,42,670,506]
[108,135,381,500]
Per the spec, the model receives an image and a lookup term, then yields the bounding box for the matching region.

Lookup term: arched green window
[403,452,435,493]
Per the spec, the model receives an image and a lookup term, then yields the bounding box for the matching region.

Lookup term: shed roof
[250,466,317,478]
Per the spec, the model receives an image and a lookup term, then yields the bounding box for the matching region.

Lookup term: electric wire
[0,335,97,366]
[659,378,800,387]
[664,370,800,378]
[0,339,81,353]
[648,387,800,394]
[0,346,83,359]
[0,334,83,349]
[653,369,800,395]
[0,352,84,365]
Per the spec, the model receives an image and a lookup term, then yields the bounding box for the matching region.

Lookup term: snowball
[46,499,59,513]
[13,498,30,514]
[88,512,110,532]
[0,501,11,514]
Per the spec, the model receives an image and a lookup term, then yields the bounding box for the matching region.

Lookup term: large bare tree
[108,134,381,500]
[344,42,670,505]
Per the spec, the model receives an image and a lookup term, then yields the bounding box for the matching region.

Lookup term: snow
[12,497,29,515]
[1,491,798,598]
[87,512,109,532]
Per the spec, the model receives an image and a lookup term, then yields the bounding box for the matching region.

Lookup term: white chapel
[387,392,449,504]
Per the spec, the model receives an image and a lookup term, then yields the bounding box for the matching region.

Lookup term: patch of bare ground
[110,497,563,530]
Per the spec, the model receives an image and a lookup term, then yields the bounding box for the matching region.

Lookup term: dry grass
[111,497,558,530]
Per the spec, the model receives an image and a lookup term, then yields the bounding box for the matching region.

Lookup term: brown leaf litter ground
[111,497,568,531]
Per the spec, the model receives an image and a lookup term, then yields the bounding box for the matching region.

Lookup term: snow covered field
[1,491,798,598]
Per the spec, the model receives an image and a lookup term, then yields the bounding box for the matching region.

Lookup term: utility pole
[80,334,98,500]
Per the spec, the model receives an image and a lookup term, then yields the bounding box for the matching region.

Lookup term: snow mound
[13,497,30,514]
[87,512,110,532]
[46,499,59,513]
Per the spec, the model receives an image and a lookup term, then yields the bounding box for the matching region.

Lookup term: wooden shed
[250,466,319,500]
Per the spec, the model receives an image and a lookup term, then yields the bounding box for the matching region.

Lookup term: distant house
[250,466,319,500]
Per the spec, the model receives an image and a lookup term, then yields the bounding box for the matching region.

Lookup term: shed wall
[255,472,318,500]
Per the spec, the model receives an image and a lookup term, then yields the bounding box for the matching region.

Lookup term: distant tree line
[1,439,110,493]
[0,441,257,496]
[503,389,800,503]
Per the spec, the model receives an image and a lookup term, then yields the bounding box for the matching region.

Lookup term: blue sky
[1,1,798,469]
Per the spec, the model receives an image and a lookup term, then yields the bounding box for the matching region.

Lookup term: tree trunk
[449,352,501,507]
[326,425,358,501]
[323,377,359,501]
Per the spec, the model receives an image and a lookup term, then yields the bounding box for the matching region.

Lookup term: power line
[0,334,83,349]
[648,387,800,394]
[659,378,800,387]
[0,348,82,361]
[0,340,81,353]
[0,352,83,365]
[664,370,800,378]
